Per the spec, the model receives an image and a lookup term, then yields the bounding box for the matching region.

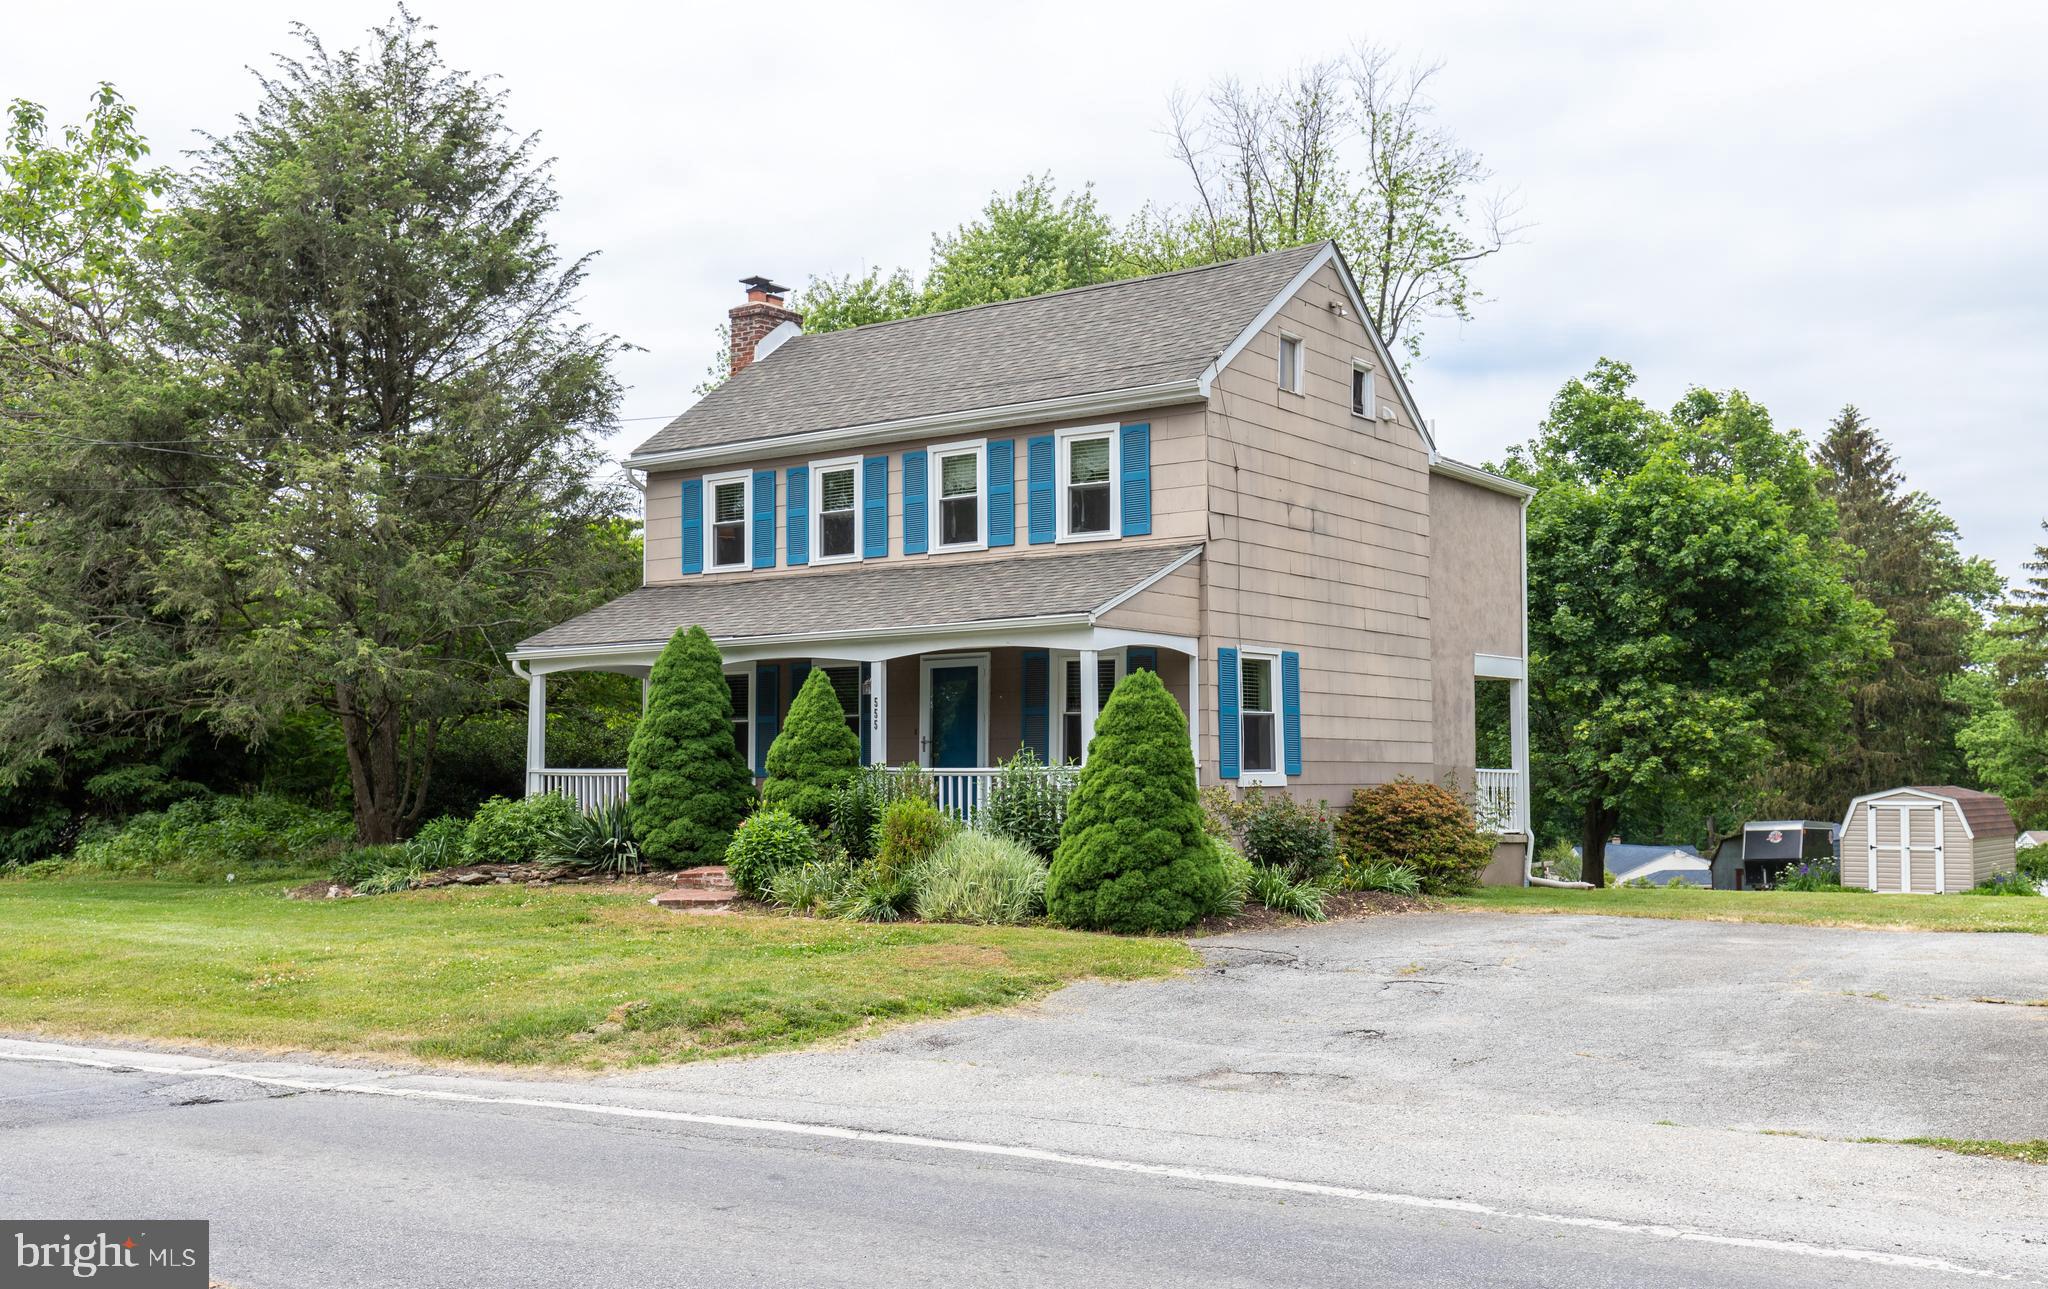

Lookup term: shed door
[1867,802,1944,893]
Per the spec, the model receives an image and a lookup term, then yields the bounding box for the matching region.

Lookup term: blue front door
[928,665,980,768]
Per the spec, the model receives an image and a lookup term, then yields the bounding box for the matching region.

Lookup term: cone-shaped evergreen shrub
[761,668,862,827]
[1046,668,1228,932]
[627,625,754,867]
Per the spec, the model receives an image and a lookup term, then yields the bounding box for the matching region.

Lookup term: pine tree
[627,626,754,867]
[761,668,861,828]
[1764,407,1990,817]
[1046,670,1227,932]
[1995,528,2048,749]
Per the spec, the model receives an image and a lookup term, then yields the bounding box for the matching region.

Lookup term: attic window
[1352,363,1376,419]
[1278,335,1303,393]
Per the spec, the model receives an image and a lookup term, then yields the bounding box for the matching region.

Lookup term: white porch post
[525,669,547,797]
[1187,651,1201,783]
[1078,648,1099,766]
[1511,676,1530,835]
[641,675,651,715]
[869,657,889,767]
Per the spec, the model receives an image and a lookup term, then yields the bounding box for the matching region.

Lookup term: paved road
[0,1059,2002,1287]
[4,911,2045,1284]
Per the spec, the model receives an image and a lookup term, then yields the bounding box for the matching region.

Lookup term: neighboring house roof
[513,543,1201,655]
[627,243,1334,466]
[1840,786,2017,839]
[2019,830,2048,849]
[1608,844,1709,886]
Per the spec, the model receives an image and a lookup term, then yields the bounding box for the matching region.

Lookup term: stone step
[652,887,736,914]
[671,865,735,892]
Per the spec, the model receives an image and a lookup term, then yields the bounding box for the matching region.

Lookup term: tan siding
[1200,259,1439,798]
[1096,563,1202,636]
[1428,474,1526,795]
[639,404,1206,587]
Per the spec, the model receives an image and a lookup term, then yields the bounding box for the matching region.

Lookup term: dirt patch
[285,879,353,900]
[1193,890,1435,937]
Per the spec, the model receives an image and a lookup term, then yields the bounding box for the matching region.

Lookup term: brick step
[671,865,735,892]
[652,887,736,914]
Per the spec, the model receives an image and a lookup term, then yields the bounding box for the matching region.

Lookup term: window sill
[706,563,750,575]
[1237,771,1288,788]
[930,541,987,555]
[809,552,863,567]
[1055,529,1119,545]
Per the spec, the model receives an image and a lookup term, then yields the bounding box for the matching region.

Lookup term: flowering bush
[1773,860,1842,892]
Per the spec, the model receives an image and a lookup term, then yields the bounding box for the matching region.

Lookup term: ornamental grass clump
[913,830,1048,925]
[627,625,755,868]
[762,669,862,828]
[1046,669,1229,933]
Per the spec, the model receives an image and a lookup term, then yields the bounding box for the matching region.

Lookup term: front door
[927,664,981,768]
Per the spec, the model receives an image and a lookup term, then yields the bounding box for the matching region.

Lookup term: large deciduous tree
[1506,361,1884,886]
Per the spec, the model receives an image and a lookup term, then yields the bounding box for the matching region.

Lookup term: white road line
[0,1046,2014,1281]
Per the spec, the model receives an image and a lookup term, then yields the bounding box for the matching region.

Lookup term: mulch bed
[1192,890,1436,936]
[286,864,701,900]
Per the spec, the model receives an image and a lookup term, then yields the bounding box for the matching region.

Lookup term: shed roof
[1841,786,2017,839]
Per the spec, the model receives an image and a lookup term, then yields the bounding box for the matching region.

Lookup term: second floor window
[1278,334,1302,392]
[708,472,749,570]
[1060,430,1114,540]
[932,442,985,551]
[813,460,859,562]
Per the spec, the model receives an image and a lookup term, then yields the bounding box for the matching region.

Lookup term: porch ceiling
[513,543,1201,657]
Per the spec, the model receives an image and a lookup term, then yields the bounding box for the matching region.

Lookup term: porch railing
[1475,767,1523,835]
[885,764,1078,823]
[528,768,629,813]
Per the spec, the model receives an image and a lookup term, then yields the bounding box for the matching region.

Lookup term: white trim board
[1839,787,1979,839]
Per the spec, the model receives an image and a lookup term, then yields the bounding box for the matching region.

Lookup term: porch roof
[512,543,1201,657]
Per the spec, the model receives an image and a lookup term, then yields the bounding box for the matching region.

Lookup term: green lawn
[0,879,1193,1069]
[1459,885,2048,934]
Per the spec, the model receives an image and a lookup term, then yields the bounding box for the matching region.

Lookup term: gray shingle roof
[629,244,1326,461]
[514,543,1201,652]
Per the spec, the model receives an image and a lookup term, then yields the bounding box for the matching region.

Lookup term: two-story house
[509,242,1534,883]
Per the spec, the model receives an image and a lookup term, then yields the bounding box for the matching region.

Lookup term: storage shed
[1838,787,2017,893]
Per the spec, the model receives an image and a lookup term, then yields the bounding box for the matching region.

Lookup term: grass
[1863,1137,2048,1166]
[1458,885,2048,934]
[0,878,1194,1070]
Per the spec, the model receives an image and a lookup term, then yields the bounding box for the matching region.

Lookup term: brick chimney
[728,275,802,377]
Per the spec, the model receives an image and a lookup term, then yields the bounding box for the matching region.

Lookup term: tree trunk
[1580,799,1620,888]
[336,682,404,844]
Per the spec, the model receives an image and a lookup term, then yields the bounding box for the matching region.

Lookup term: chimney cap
[740,275,790,297]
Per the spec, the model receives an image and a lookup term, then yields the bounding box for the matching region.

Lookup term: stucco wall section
[1428,472,1526,790]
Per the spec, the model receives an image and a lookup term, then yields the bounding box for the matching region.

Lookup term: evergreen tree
[761,668,861,828]
[1993,526,2048,793]
[1763,408,1994,817]
[628,626,754,867]
[1046,670,1227,933]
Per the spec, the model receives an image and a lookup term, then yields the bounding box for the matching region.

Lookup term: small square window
[1278,336,1302,393]
[1352,365,1376,419]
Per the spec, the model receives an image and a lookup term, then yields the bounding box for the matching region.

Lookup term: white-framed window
[1056,423,1119,542]
[1278,334,1303,394]
[1351,361,1377,420]
[809,457,862,564]
[1237,649,1282,783]
[1056,651,1124,763]
[929,439,987,552]
[705,469,751,571]
[724,667,752,766]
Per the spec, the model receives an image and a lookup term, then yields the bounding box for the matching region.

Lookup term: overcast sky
[8,1,2046,581]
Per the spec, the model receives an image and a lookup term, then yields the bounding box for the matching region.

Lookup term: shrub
[828,768,890,862]
[762,668,863,827]
[59,793,352,881]
[2016,846,2048,884]
[1536,836,1580,882]
[877,796,954,882]
[547,799,642,875]
[405,815,469,870]
[723,808,817,898]
[912,830,1048,925]
[354,860,425,895]
[628,625,756,867]
[1774,860,1842,892]
[1047,670,1229,933]
[1971,871,2041,897]
[1336,779,1497,895]
[1238,792,1339,881]
[461,793,580,867]
[1345,861,1422,895]
[1213,840,1253,917]
[1247,865,1328,920]
[768,858,853,916]
[980,750,1073,861]
[331,843,407,886]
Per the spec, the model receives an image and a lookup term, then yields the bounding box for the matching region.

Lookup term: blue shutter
[786,466,809,566]
[1119,422,1151,536]
[862,456,889,558]
[1128,646,1158,673]
[751,469,775,568]
[901,449,928,554]
[754,663,780,778]
[1020,650,1050,763]
[859,662,872,765]
[1026,435,1055,544]
[988,439,1016,547]
[680,478,703,575]
[1281,650,1303,777]
[1217,647,1240,780]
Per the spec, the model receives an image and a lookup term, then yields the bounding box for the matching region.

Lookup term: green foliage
[762,669,862,827]
[404,815,469,870]
[826,767,890,862]
[546,799,641,875]
[1535,836,1581,882]
[628,626,755,868]
[876,796,955,883]
[1247,865,1329,920]
[1236,792,1339,881]
[353,860,425,895]
[767,858,853,917]
[980,750,1073,861]
[1343,861,1422,895]
[331,843,406,887]
[826,867,914,923]
[795,266,923,334]
[56,793,351,881]
[1970,872,2040,897]
[723,809,817,899]
[1336,780,1496,895]
[2017,846,2048,885]
[461,794,579,867]
[912,831,1049,926]
[1213,840,1252,917]
[1047,670,1229,933]
[1773,861,1842,892]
